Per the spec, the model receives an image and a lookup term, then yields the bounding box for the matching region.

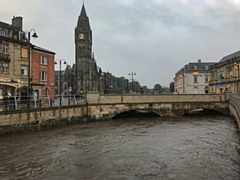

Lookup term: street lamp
[55,59,66,106]
[25,29,38,108]
[129,72,136,93]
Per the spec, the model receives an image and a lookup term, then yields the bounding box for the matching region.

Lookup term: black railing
[0,94,86,111]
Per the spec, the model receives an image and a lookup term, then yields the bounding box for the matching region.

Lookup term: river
[0,116,239,180]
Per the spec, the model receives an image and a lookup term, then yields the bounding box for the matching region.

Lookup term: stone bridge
[86,93,230,119]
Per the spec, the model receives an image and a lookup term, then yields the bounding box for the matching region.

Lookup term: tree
[169,81,175,93]
[153,84,162,93]
[142,86,151,94]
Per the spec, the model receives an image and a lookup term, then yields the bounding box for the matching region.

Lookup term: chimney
[198,59,201,63]
[12,16,23,30]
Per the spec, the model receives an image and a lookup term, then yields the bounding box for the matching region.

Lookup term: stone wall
[86,93,230,119]
[87,93,229,104]
[0,93,233,135]
[0,105,87,135]
[229,95,240,132]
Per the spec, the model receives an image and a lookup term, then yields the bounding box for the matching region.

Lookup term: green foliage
[169,81,175,93]
[106,73,151,94]
[105,73,173,94]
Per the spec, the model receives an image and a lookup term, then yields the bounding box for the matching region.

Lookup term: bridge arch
[112,110,159,119]
[86,93,230,120]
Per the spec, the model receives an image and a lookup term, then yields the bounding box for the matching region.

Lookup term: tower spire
[80,3,87,16]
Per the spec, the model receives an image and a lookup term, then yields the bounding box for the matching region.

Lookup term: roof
[54,70,64,76]
[219,50,240,62]
[32,45,55,55]
[80,4,87,17]
[0,21,19,30]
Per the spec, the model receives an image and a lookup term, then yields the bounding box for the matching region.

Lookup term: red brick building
[31,45,55,99]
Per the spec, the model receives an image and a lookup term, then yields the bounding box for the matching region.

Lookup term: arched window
[204,86,209,94]
[193,86,198,94]
[44,88,49,97]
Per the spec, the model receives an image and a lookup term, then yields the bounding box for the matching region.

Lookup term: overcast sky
[2,0,240,88]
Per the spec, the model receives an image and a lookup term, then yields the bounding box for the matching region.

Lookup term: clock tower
[75,3,93,93]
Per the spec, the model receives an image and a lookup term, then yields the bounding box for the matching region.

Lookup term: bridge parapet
[86,93,230,105]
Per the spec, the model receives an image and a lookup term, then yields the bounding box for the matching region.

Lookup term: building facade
[0,16,29,99]
[209,50,240,94]
[31,45,55,99]
[174,59,215,94]
[0,16,55,100]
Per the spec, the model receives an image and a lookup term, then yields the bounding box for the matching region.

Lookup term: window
[211,72,215,80]
[44,88,49,97]
[193,66,197,70]
[19,31,26,41]
[229,68,233,77]
[40,71,47,81]
[40,56,47,65]
[3,43,8,54]
[21,66,28,75]
[0,62,9,73]
[0,29,8,37]
[218,71,225,80]
[194,76,198,83]
[205,76,208,83]
[204,66,208,70]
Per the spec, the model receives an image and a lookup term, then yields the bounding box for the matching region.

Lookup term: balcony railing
[0,53,10,62]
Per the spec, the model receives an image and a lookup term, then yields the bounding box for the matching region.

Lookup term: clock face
[79,33,84,39]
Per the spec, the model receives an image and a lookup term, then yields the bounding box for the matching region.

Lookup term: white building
[174,59,216,94]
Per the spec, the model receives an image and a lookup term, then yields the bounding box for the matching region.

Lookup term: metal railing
[0,94,86,111]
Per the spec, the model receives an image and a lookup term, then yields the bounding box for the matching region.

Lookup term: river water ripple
[0,116,240,180]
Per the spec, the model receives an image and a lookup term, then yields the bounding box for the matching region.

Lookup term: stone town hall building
[55,4,107,96]
[75,4,99,93]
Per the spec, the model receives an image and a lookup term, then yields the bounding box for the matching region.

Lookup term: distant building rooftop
[219,50,240,62]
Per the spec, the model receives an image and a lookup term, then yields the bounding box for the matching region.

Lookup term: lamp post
[25,29,38,108]
[129,72,136,93]
[55,59,66,106]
